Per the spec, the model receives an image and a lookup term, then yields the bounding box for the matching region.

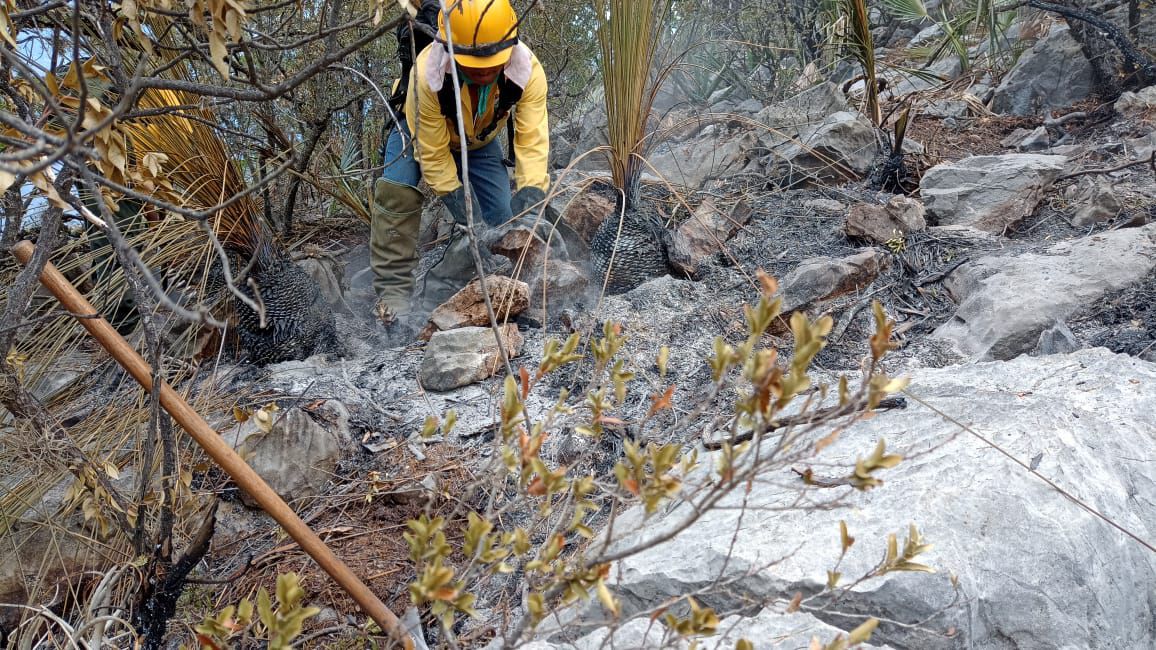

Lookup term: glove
[442,186,483,226]
[510,186,547,219]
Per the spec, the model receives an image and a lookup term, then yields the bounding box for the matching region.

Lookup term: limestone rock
[754,81,850,130]
[804,198,847,213]
[524,609,891,650]
[427,276,529,333]
[920,154,1067,232]
[668,199,754,274]
[780,249,888,314]
[419,325,524,392]
[647,131,758,191]
[1127,131,1156,160]
[766,111,879,187]
[529,259,589,310]
[1000,125,1051,152]
[845,196,927,244]
[934,224,1156,360]
[298,257,345,310]
[1113,84,1156,122]
[223,407,343,507]
[594,348,1156,649]
[1032,320,1080,356]
[991,25,1094,115]
[560,191,615,243]
[1064,177,1122,227]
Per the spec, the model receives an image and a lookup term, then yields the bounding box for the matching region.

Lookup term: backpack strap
[436,71,524,157]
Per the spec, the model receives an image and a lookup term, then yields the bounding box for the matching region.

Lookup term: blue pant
[382,120,512,227]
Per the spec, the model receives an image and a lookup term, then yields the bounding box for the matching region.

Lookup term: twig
[703,396,908,451]
[915,257,969,287]
[1055,150,1156,182]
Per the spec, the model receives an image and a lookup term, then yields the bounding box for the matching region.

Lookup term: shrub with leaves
[187,573,320,650]
[391,271,937,647]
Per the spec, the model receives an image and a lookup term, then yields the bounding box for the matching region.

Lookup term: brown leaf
[646,385,676,418]
[786,591,802,613]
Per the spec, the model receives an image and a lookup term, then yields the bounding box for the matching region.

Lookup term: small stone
[426,276,529,334]
[1032,321,1080,356]
[419,325,524,392]
[803,198,846,213]
[1001,127,1034,148]
[1017,126,1052,152]
[845,195,927,243]
[1113,85,1156,121]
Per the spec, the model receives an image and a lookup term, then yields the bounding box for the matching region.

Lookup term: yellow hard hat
[438,0,519,68]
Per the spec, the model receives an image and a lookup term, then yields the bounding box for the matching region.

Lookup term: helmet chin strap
[439,36,519,59]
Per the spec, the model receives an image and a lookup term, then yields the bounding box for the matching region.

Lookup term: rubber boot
[416,231,477,314]
[370,178,423,322]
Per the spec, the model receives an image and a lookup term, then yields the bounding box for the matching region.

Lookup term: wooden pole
[11,241,415,650]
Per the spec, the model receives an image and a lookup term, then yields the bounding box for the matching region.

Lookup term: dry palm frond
[119,87,272,258]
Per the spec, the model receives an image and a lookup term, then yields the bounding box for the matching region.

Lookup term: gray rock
[934,224,1156,360]
[529,259,589,311]
[1065,177,1122,227]
[1016,126,1052,152]
[909,24,943,48]
[920,154,1067,232]
[804,198,847,213]
[765,111,879,187]
[999,127,1034,148]
[1113,84,1156,120]
[594,348,1156,649]
[708,610,891,649]
[1032,320,1080,356]
[991,25,1093,115]
[734,98,764,114]
[780,248,888,314]
[222,407,343,506]
[523,609,889,649]
[647,130,758,191]
[921,99,970,119]
[754,82,849,132]
[1127,131,1156,160]
[298,257,345,311]
[419,325,524,391]
[550,133,575,170]
[845,195,927,244]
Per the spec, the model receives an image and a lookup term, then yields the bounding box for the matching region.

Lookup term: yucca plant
[594,0,672,211]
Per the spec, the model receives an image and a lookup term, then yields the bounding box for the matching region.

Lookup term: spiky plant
[828,0,881,126]
[594,0,671,211]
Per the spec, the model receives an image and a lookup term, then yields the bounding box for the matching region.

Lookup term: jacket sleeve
[412,63,462,196]
[513,53,550,193]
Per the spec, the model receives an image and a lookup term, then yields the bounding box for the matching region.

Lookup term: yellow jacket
[404,43,550,196]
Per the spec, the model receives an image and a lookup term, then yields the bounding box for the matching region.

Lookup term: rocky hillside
[4,9,1155,650]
